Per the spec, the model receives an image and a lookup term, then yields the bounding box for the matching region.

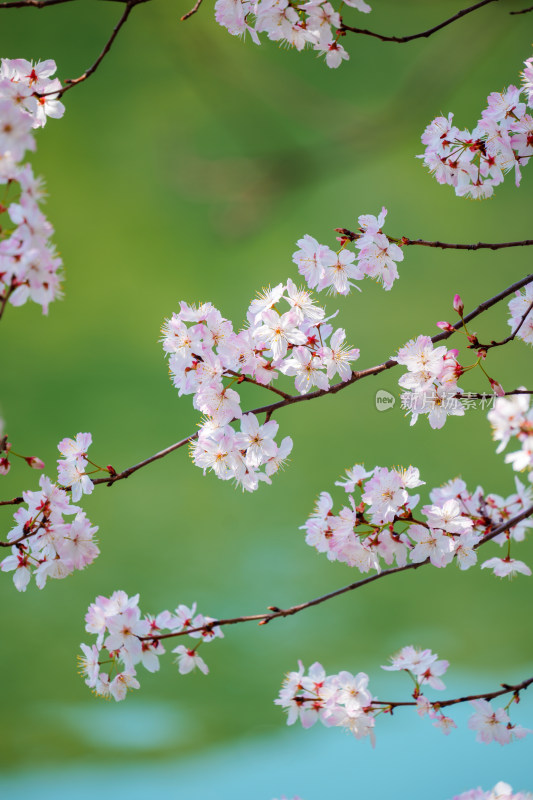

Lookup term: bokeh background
[0,1,532,797]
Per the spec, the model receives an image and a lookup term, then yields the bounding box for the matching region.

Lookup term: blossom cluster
[508,284,533,346]
[161,280,360,490]
[0,432,110,591]
[488,394,533,484]
[79,592,222,701]
[214,0,371,69]
[394,334,465,429]
[293,207,404,293]
[0,58,65,314]
[276,647,531,746]
[57,431,95,502]
[275,659,376,743]
[0,473,99,591]
[302,463,532,577]
[419,56,533,199]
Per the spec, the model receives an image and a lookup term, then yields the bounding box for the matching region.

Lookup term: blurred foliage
[0,0,532,773]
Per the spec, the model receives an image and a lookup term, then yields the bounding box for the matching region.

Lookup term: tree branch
[401,238,533,251]
[339,0,499,43]
[322,675,533,711]
[337,228,533,252]
[456,389,533,400]
[0,497,23,507]
[143,504,533,641]
[1,272,528,508]
[472,300,533,352]
[510,3,533,13]
[181,0,203,21]
[224,370,292,400]
[0,0,76,7]
[39,0,150,98]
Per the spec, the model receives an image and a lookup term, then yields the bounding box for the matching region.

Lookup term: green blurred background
[0,0,532,793]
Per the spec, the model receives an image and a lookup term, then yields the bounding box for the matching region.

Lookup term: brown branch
[39,0,150,98]
[0,497,23,507]
[337,228,533,252]
[360,676,533,711]
[2,273,531,507]
[0,285,14,322]
[24,271,533,496]
[339,0,499,42]
[224,370,292,400]
[510,4,533,13]
[456,389,533,400]
[401,237,533,251]
[181,0,203,21]
[432,274,533,344]
[472,300,533,352]
[0,0,75,7]
[143,504,533,642]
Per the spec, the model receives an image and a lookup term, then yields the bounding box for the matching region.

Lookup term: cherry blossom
[292,208,403,294]
[480,557,532,578]
[419,55,533,198]
[276,648,529,748]
[162,283,361,490]
[468,700,514,745]
[0,473,99,591]
[57,431,95,502]
[508,284,533,345]
[214,0,371,69]
[80,592,222,700]
[301,461,530,576]
[0,59,65,316]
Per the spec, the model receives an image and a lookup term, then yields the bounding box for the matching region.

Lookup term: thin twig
[224,370,292,400]
[510,3,533,13]
[401,237,533,251]
[181,0,203,21]
[473,300,533,352]
[0,0,75,7]
[339,0,499,42]
[143,505,533,641]
[0,285,14,322]
[39,0,150,98]
[337,228,533,252]
[456,389,533,400]
[0,497,23,507]
[315,676,533,711]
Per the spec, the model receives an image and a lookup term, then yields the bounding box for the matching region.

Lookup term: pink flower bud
[489,377,505,397]
[0,456,10,475]
[436,321,454,332]
[453,294,464,316]
[26,456,45,469]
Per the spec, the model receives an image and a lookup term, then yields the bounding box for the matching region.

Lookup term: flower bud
[26,456,45,469]
[453,294,464,316]
[436,321,454,332]
[0,456,10,475]
[489,377,505,397]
